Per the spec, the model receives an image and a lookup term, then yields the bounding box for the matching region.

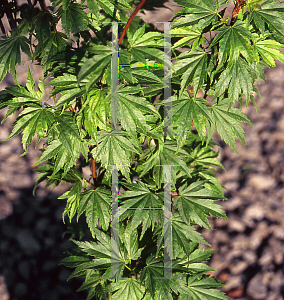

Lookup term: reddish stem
[118,0,147,46]
[92,158,96,179]
[232,0,245,20]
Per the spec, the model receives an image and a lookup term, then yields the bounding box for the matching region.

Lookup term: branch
[230,0,246,25]
[38,0,49,12]
[2,0,17,30]
[118,0,147,46]
[90,135,96,188]
[92,158,96,179]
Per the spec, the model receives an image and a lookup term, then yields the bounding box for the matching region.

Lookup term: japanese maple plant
[1,0,284,299]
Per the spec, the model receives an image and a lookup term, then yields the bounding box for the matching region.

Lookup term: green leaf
[58,181,82,223]
[246,0,265,13]
[32,164,55,195]
[0,31,31,83]
[172,0,220,29]
[185,142,225,171]
[32,139,63,166]
[119,181,164,236]
[96,0,123,20]
[129,31,165,65]
[33,11,53,47]
[26,67,35,93]
[68,247,122,279]
[76,269,101,291]
[171,213,211,260]
[140,255,183,300]
[109,278,145,300]
[178,246,215,266]
[118,85,161,137]
[34,31,69,67]
[173,48,208,98]
[77,51,112,87]
[83,88,111,137]
[209,22,255,66]
[48,73,87,108]
[60,255,91,268]
[138,140,193,188]
[171,27,203,49]
[53,111,82,157]
[87,0,100,19]
[178,275,229,299]
[121,223,145,261]
[214,57,257,108]
[77,188,111,231]
[4,85,40,103]
[174,181,227,229]
[169,94,213,145]
[130,68,163,84]
[210,97,253,153]
[1,106,55,154]
[52,144,71,174]
[248,0,284,37]
[130,26,164,48]
[62,0,70,10]
[61,3,89,37]
[69,226,140,280]
[139,255,166,299]
[90,131,142,183]
[253,38,284,67]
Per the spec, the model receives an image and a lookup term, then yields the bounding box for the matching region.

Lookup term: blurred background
[1,0,284,299]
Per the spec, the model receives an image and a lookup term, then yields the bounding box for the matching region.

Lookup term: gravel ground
[1,1,284,299]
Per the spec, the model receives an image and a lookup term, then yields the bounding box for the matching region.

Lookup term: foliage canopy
[1,0,284,299]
